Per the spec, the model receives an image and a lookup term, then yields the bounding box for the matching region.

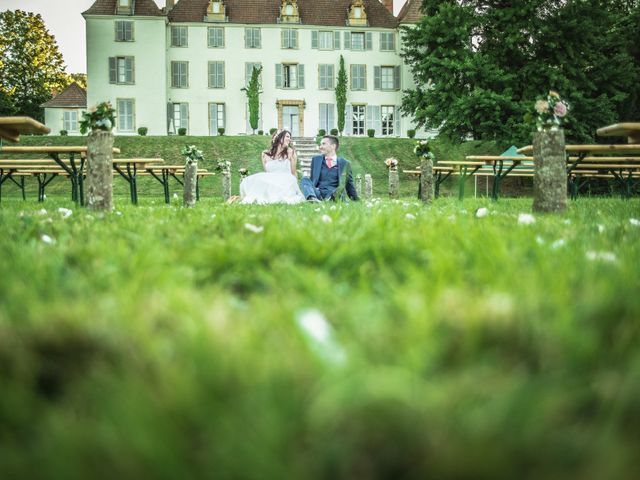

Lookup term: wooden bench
[141,165,214,203]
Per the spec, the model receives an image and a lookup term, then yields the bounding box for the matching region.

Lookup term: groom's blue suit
[300,155,359,201]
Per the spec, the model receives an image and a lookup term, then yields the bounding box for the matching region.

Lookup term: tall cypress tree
[335,55,348,135]
[241,66,262,134]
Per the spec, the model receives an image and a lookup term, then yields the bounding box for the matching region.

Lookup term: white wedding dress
[240,158,305,204]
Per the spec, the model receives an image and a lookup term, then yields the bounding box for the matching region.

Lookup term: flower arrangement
[384,158,399,170]
[529,91,569,131]
[80,102,116,134]
[238,167,249,178]
[181,145,204,165]
[216,160,231,174]
[414,139,435,161]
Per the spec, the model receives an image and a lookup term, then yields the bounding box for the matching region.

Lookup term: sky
[1,0,162,74]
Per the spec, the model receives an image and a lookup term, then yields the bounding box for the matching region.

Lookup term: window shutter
[255,28,261,48]
[365,32,372,50]
[334,31,340,49]
[109,57,117,83]
[366,105,373,133]
[127,22,133,41]
[328,65,334,88]
[298,64,304,88]
[390,33,395,50]
[281,29,287,48]
[218,28,224,46]
[275,64,283,88]
[344,32,351,49]
[210,104,217,135]
[220,63,225,87]
[319,103,327,131]
[374,66,381,90]
[373,105,381,136]
[244,28,250,48]
[181,103,189,131]
[328,103,335,130]
[345,104,352,134]
[167,102,174,133]
[312,31,318,49]
[394,66,400,90]
[208,62,214,88]
[292,30,298,48]
[221,104,226,130]
[349,65,355,89]
[245,63,252,85]
[125,57,134,83]
[394,106,400,136]
[318,65,324,89]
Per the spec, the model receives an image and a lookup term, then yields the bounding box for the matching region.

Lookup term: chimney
[166,0,175,11]
[381,0,393,14]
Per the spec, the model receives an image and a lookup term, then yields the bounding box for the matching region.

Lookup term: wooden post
[183,160,197,207]
[388,169,399,198]
[85,130,113,211]
[364,174,373,199]
[222,171,231,201]
[420,156,434,204]
[533,129,566,213]
[356,174,362,198]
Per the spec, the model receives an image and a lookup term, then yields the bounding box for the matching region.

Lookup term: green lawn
[0,135,505,199]
[1,196,639,478]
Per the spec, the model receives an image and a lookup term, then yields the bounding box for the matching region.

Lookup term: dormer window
[279,0,300,24]
[347,0,368,26]
[116,0,132,15]
[205,0,228,22]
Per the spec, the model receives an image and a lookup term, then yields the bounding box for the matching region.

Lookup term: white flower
[41,234,55,245]
[115,211,122,216]
[518,213,536,225]
[210,214,217,219]
[597,224,605,233]
[365,202,374,208]
[475,207,489,218]
[173,193,178,199]
[321,215,332,223]
[329,205,337,211]
[630,218,640,226]
[447,215,456,221]
[551,238,566,249]
[586,251,617,263]
[295,309,346,365]
[244,223,264,233]
[563,219,572,225]
[535,235,545,245]
[57,207,72,219]
[405,213,416,220]
[37,208,48,216]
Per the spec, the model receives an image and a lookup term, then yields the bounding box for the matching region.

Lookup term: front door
[282,105,300,136]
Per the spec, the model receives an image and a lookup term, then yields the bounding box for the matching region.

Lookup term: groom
[300,135,359,202]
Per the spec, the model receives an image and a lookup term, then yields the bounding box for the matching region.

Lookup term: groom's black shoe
[307,196,321,203]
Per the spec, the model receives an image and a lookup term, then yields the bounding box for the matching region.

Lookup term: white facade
[43,108,86,136]
[84,11,423,137]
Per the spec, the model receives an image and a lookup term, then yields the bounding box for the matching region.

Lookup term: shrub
[59,130,68,136]
[407,129,416,139]
[178,128,187,136]
[218,127,225,136]
[258,130,264,136]
[367,129,375,138]
[330,128,339,136]
[137,127,148,136]
[269,128,277,136]
[318,129,326,136]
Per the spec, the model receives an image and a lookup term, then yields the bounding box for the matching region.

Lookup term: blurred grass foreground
[1,197,640,479]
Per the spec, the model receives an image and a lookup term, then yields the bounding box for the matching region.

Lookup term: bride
[240,129,305,204]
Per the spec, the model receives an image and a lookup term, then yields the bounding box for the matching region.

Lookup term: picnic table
[143,165,214,204]
[596,122,640,144]
[0,116,50,143]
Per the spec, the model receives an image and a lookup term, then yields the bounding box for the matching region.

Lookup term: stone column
[533,129,566,213]
[222,171,231,201]
[388,169,399,198]
[85,130,113,211]
[356,174,362,198]
[364,174,373,199]
[183,160,197,208]
[420,156,434,204]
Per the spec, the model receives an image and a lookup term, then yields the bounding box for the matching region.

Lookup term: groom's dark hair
[323,135,339,151]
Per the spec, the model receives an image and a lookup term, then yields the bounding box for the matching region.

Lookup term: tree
[0,10,69,120]
[401,0,640,145]
[335,55,348,135]
[67,73,88,90]
[241,66,262,134]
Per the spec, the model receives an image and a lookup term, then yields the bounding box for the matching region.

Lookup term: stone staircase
[293,137,319,177]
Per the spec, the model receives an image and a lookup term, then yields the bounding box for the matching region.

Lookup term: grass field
[1,196,639,478]
[0,135,504,199]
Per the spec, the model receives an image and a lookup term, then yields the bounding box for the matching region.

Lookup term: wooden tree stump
[388,169,399,198]
[420,156,434,204]
[364,174,373,199]
[222,172,231,201]
[533,129,566,213]
[183,160,197,208]
[85,130,113,211]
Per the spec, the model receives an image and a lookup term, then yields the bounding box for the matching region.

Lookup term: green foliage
[79,102,116,135]
[318,129,326,136]
[218,127,225,136]
[181,144,204,164]
[269,127,277,136]
[178,128,187,136]
[407,129,416,139]
[0,197,639,477]
[335,55,348,135]
[402,1,640,144]
[241,66,263,134]
[367,129,375,138]
[330,128,339,136]
[137,127,148,136]
[59,129,68,136]
[258,129,264,136]
[0,10,68,120]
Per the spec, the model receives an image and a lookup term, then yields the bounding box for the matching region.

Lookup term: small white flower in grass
[402,202,410,207]
[460,209,468,214]
[551,238,566,249]
[405,213,416,220]
[365,202,374,208]
[37,208,47,216]
[244,223,264,233]
[57,207,72,219]
[41,234,55,245]
[475,207,488,218]
[563,219,572,225]
[630,218,640,226]
[321,215,332,223]
[447,215,456,222]
[329,205,337,211]
[42,194,47,200]
[173,193,178,200]
[518,213,536,225]
[586,251,617,263]
[295,309,346,366]
[597,224,605,233]
[210,214,217,219]
[115,211,122,216]
[314,207,322,212]
[535,236,545,245]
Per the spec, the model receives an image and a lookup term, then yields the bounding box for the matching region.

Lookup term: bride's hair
[267,129,292,159]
